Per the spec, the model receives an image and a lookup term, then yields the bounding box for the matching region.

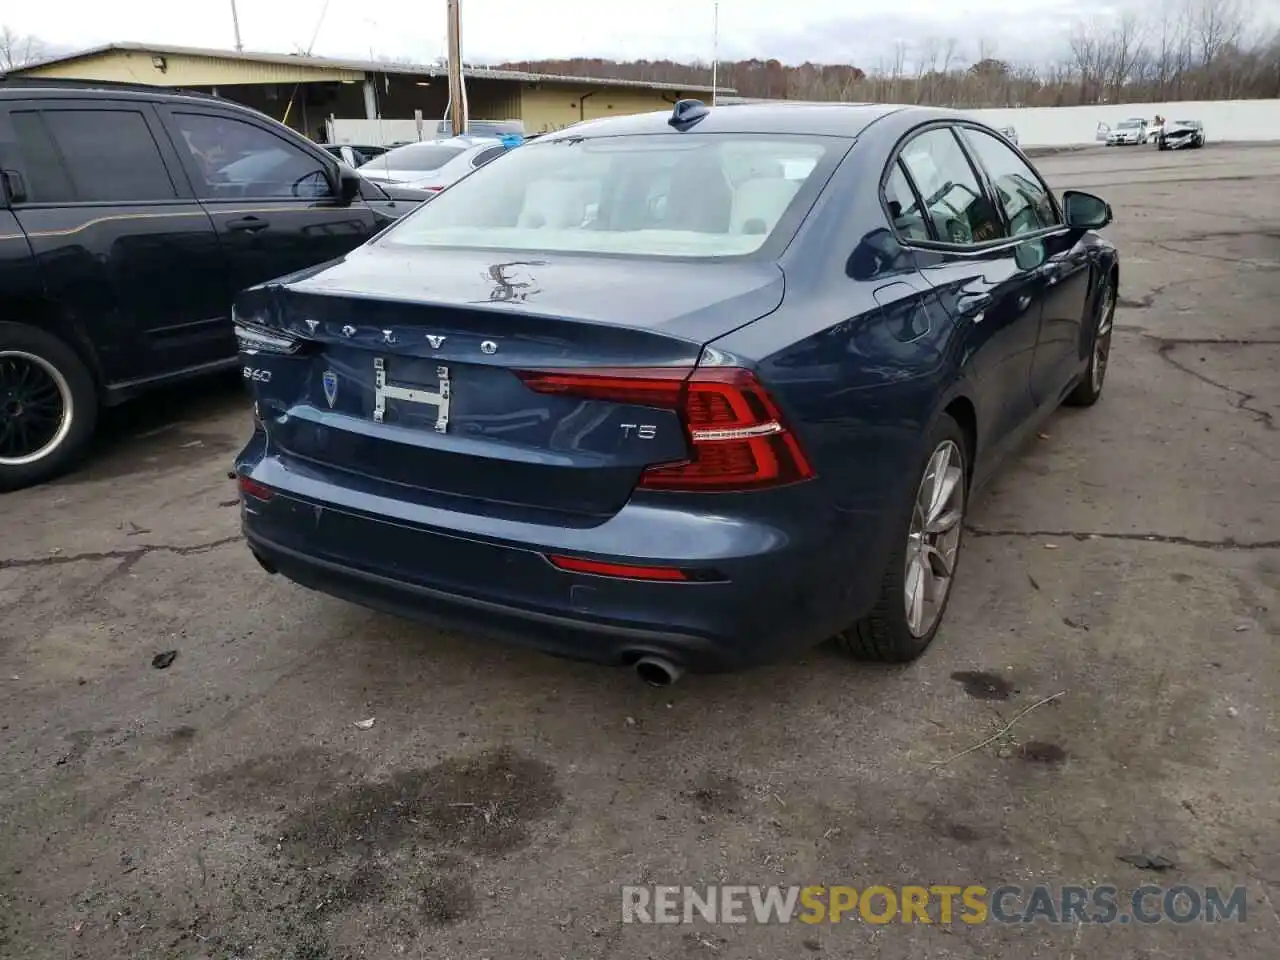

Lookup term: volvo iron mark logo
[322,370,339,408]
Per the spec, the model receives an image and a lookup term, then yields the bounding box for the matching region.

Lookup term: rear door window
[13,108,177,203]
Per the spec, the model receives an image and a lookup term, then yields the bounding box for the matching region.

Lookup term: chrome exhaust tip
[634,656,682,687]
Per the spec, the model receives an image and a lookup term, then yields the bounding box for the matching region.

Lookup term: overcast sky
[9,0,1280,71]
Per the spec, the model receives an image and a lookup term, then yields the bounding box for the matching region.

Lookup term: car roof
[537,101,935,141]
[0,77,226,106]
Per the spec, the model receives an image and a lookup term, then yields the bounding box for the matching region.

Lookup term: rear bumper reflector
[547,555,689,581]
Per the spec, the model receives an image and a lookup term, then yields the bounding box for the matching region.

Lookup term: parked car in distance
[1106,118,1148,145]
[358,136,513,193]
[433,119,525,139]
[0,79,404,490]
[1158,119,1205,150]
[320,143,390,167]
[998,125,1019,145]
[234,99,1120,683]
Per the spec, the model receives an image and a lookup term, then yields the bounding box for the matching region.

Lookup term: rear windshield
[376,133,835,258]
[365,142,467,172]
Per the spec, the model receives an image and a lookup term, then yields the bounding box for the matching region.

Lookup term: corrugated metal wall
[19,50,361,86]
[520,86,678,133]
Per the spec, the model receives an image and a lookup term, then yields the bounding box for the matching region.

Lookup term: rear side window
[13,109,176,203]
[7,112,74,203]
[897,127,1005,246]
[960,128,1059,235]
[883,162,930,241]
[471,145,508,168]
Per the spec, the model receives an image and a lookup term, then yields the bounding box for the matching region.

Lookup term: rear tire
[0,323,99,491]
[1065,272,1116,408]
[833,414,968,663]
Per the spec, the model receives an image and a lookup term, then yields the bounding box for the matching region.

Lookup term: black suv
[0,80,407,490]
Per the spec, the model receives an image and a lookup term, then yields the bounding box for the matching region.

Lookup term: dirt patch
[419,870,477,925]
[172,748,560,958]
[684,772,744,815]
[277,746,561,861]
[950,670,1016,700]
[165,725,198,745]
[196,747,365,810]
[1017,741,1069,764]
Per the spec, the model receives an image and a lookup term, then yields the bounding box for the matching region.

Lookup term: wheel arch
[0,296,104,393]
[941,393,978,480]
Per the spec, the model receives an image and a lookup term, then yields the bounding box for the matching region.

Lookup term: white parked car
[1105,118,1148,146]
[998,126,1019,146]
[359,136,512,193]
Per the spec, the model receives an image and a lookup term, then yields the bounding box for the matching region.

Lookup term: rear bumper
[247,527,739,669]
[236,456,893,672]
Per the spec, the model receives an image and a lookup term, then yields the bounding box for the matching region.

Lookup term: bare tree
[1193,0,1247,67]
[0,25,45,71]
[500,1,1279,109]
[1102,12,1147,101]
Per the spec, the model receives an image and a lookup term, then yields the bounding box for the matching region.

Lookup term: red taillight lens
[237,475,274,501]
[547,555,688,581]
[515,366,814,492]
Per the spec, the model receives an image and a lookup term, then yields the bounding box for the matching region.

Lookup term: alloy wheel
[1092,281,1116,394]
[904,439,965,638]
[0,350,74,467]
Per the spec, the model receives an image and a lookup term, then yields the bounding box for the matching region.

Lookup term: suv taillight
[515,366,814,492]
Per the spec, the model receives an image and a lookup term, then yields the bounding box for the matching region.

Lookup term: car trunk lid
[237,245,785,521]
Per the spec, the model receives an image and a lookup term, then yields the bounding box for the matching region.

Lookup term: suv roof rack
[0,76,225,101]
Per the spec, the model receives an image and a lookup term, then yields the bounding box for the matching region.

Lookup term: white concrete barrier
[323,99,1280,149]
[963,99,1280,147]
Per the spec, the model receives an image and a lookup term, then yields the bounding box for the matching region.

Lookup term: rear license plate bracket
[373,357,451,432]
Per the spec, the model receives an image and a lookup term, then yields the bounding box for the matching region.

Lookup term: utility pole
[711,2,719,106]
[230,0,244,52]
[446,0,467,136]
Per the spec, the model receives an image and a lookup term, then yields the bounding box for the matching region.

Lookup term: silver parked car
[998,125,1018,145]
[1105,118,1148,146]
[358,136,512,193]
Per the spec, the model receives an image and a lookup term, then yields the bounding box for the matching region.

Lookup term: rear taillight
[238,475,274,501]
[515,366,814,492]
[234,319,302,356]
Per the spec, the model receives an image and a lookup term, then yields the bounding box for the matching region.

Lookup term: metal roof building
[7,42,734,142]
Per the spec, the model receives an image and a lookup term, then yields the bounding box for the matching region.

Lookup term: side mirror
[338,166,362,206]
[1062,190,1112,230]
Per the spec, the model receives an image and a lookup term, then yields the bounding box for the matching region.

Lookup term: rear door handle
[227,215,269,233]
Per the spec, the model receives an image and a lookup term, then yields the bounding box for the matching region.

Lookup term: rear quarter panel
[708,119,975,596]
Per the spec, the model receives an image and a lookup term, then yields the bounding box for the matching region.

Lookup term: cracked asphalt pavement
[1,144,1277,959]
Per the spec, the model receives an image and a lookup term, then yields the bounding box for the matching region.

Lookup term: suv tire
[0,323,99,491]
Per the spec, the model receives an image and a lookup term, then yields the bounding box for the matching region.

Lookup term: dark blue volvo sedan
[232,100,1119,685]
